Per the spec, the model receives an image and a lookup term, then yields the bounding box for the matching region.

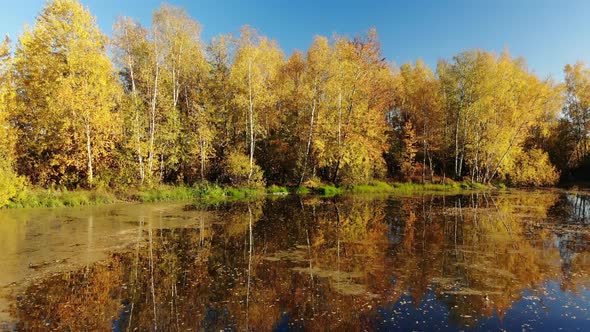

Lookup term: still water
[1,190,590,331]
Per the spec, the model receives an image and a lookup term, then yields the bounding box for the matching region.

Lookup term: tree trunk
[200,134,206,181]
[338,90,342,150]
[486,122,526,183]
[148,32,159,177]
[455,112,461,178]
[458,111,468,177]
[333,85,358,183]
[428,155,434,182]
[85,121,93,186]
[332,89,344,184]
[127,52,145,184]
[159,153,164,182]
[248,59,255,181]
[472,129,480,183]
[299,91,317,185]
[422,121,426,184]
[172,44,183,108]
[454,93,464,178]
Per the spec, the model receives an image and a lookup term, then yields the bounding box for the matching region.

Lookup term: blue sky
[1,0,589,81]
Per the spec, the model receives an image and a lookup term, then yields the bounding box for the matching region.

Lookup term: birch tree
[230,26,283,184]
[563,62,590,167]
[112,17,150,184]
[13,0,119,187]
[298,36,332,185]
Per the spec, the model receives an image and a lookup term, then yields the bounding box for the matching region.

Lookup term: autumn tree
[320,30,394,184]
[112,17,150,184]
[113,5,211,184]
[152,4,209,183]
[400,121,417,179]
[0,35,27,206]
[436,50,560,184]
[2,0,572,189]
[0,36,14,161]
[393,60,442,181]
[295,37,333,185]
[204,35,236,179]
[12,0,119,187]
[562,62,590,168]
[230,26,283,185]
[264,50,306,184]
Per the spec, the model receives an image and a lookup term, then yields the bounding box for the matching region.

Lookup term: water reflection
[0,203,212,322]
[8,191,590,331]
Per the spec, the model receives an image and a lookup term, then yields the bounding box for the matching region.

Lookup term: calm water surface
[1,190,590,331]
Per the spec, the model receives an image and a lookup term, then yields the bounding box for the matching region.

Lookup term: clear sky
[1,0,589,81]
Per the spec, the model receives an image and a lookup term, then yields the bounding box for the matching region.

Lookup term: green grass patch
[267,185,289,194]
[348,181,394,193]
[5,183,269,209]
[389,182,467,194]
[3,178,495,210]
[344,181,490,196]
[293,186,311,195]
[316,185,342,196]
[470,182,487,189]
[196,183,226,200]
[7,189,117,209]
[294,180,489,197]
[135,185,198,203]
[224,187,264,199]
[135,184,264,203]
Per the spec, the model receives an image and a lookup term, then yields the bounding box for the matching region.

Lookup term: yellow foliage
[500,148,559,186]
[401,121,418,179]
[13,0,119,187]
[223,151,265,188]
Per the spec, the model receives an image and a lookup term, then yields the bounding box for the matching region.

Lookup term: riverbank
[5,180,500,209]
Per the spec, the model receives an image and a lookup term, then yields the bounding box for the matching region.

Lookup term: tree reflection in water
[12,192,590,331]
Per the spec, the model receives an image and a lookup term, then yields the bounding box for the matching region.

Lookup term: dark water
[2,191,590,331]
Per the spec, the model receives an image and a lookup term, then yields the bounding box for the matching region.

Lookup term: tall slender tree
[230,26,283,183]
[13,0,119,187]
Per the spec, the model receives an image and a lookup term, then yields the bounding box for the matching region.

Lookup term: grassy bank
[344,181,491,196]
[133,184,265,203]
[285,179,495,197]
[295,180,494,197]
[6,184,266,209]
[4,180,497,209]
[6,189,118,209]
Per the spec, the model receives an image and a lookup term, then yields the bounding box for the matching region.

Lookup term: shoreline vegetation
[5,180,503,209]
[1,0,590,210]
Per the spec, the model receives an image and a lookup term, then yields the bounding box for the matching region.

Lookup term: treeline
[0,0,589,199]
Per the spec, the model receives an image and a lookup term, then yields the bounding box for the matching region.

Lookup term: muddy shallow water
[1,191,590,331]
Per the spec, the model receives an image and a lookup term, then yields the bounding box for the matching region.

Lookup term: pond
[0,190,590,331]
